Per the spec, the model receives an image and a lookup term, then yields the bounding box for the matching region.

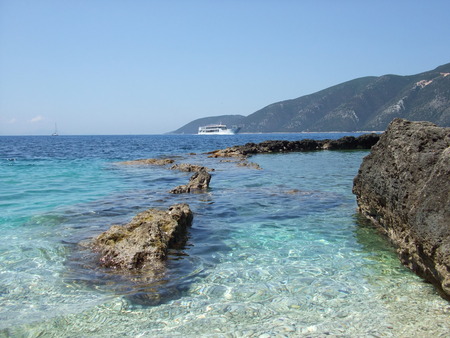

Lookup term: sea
[1,134,449,337]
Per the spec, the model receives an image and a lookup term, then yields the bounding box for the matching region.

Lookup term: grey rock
[353,118,450,299]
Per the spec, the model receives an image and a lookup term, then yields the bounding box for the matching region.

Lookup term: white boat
[198,124,240,135]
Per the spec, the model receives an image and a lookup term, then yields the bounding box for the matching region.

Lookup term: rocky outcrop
[92,204,193,270]
[170,163,214,172]
[353,119,450,300]
[169,169,211,194]
[119,159,215,173]
[207,133,380,158]
[119,159,213,193]
[236,160,262,170]
[120,158,175,166]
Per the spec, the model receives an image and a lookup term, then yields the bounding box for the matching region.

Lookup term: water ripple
[1,136,449,336]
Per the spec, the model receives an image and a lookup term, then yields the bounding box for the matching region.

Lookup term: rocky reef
[207,133,380,158]
[92,204,193,271]
[353,119,450,300]
[118,157,214,193]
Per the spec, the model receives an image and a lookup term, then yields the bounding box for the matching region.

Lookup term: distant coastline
[172,62,450,135]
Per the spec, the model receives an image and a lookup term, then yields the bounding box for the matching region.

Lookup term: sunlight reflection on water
[1,136,449,336]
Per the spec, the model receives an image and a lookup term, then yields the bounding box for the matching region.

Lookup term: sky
[1,1,450,135]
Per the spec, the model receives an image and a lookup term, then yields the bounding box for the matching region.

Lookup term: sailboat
[52,123,58,136]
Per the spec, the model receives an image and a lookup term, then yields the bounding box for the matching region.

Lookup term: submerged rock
[236,160,262,170]
[92,204,193,270]
[170,169,211,194]
[120,158,175,166]
[119,159,215,174]
[353,119,450,300]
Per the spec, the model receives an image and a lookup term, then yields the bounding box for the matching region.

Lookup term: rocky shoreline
[206,133,380,158]
[90,133,381,276]
[353,119,450,300]
[90,124,450,303]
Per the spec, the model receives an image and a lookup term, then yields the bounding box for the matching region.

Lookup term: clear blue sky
[1,0,449,135]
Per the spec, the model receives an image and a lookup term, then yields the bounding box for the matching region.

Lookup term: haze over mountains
[172,63,450,134]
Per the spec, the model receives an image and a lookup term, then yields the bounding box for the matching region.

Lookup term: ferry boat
[198,124,240,135]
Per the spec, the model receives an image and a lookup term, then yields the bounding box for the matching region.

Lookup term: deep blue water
[1,134,449,336]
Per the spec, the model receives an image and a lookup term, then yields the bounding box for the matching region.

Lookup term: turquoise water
[1,134,449,337]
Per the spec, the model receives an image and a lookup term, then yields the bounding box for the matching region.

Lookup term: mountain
[172,63,450,133]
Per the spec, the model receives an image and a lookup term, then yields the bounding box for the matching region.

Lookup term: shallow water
[1,134,449,337]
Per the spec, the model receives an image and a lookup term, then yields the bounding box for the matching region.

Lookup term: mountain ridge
[172,63,450,133]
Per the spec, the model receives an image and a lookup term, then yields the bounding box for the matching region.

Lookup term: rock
[353,118,450,300]
[170,163,214,172]
[236,160,262,170]
[119,158,175,166]
[207,133,380,158]
[352,133,384,149]
[206,147,246,159]
[170,169,211,194]
[92,204,193,270]
[322,134,380,150]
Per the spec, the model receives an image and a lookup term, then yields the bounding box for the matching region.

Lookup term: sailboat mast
[52,123,58,136]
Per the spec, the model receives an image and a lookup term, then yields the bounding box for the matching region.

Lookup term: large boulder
[353,119,450,299]
[92,204,193,270]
